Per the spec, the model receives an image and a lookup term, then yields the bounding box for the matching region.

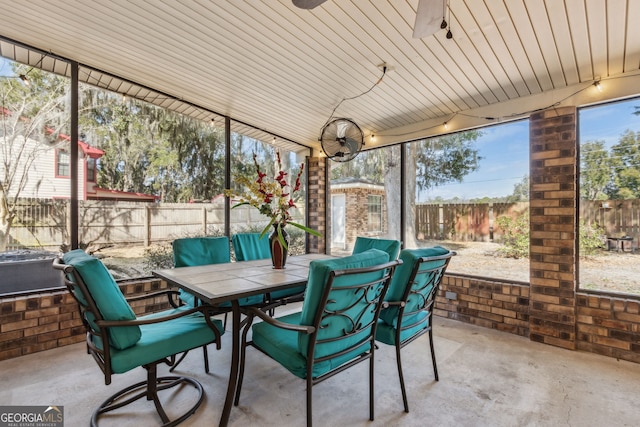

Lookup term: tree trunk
[384,146,400,240]
[404,144,418,248]
[383,145,418,248]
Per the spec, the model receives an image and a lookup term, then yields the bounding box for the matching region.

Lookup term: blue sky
[0,57,13,76]
[420,97,640,201]
[419,119,530,201]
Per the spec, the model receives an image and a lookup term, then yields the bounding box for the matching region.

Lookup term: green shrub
[579,219,605,255]
[496,212,529,259]
[144,244,174,271]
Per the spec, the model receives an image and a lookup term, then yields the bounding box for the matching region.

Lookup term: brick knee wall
[576,294,640,363]
[0,277,173,361]
[437,274,530,337]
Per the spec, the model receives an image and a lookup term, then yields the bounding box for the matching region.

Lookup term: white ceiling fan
[292,0,450,39]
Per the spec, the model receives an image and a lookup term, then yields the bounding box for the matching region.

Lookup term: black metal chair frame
[234,259,401,427]
[53,257,223,427]
[382,252,454,413]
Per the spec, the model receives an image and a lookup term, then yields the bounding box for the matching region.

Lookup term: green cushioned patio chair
[173,236,269,371]
[173,236,265,308]
[232,232,306,309]
[232,232,271,262]
[53,249,224,427]
[352,236,402,260]
[375,246,455,413]
[234,249,401,427]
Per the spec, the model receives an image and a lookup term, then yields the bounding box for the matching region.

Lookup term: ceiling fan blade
[413,0,443,39]
[292,0,328,9]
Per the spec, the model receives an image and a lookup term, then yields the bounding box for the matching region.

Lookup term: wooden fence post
[202,206,207,235]
[144,205,151,247]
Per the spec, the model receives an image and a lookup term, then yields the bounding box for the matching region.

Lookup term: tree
[506,175,529,202]
[329,131,481,247]
[399,131,482,246]
[609,130,640,199]
[0,66,68,251]
[80,87,227,202]
[162,114,225,201]
[580,140,612,200]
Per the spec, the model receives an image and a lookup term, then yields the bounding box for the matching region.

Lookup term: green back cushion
[63,249,141,350]
[173,236,231,267]
[173,237,231,307]
[352,236,401,260]
[379,246,450,326]
[172,236,262,306]
[232,233,271,261]
[298,249,390,357]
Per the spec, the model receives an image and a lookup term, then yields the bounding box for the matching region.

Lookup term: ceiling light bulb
[19,74,29,85]
[446,29,453,39]
[594,81,602,92]
[443,122,449,130]
[122,93,127,102]
[440,19,447,29]
[370,134,376,143]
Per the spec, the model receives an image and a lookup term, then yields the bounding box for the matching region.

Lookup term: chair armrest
[243,307,315,334]
[97,304,223,348]
[381,300,406,309]
[125,289,182,308]
[97,304,214,327]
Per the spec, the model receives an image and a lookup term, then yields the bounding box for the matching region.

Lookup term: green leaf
[287,221,322,237]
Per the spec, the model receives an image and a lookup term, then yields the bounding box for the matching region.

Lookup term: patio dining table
[152,253,332,427]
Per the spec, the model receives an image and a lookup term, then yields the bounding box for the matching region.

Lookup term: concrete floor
[2,312,639,427]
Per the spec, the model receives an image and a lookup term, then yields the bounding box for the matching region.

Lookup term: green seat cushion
[379,246,451,327]
[352,236,401,260]
[298,249,390,360]
[217,295,266,307]
[232,233,271,261]
[375,312,429,345]
[252,312,371,379]
[107,311,224,373]
[63,249,141,350]
[268,284,306,301]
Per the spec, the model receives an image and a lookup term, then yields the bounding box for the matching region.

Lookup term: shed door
[331,194,346,250]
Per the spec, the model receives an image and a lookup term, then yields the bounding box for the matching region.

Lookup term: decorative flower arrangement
[225,152,320,249]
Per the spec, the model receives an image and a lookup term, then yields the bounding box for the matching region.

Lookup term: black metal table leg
[219,300,241,427]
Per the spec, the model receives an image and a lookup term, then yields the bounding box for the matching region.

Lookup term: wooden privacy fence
[415,202,528,242]
[580,200,640,238]
[416,200,640,242]
[8,198,305,250]
[9,198,639,250]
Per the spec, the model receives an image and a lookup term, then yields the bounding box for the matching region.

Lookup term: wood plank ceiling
[0,0,639,154]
